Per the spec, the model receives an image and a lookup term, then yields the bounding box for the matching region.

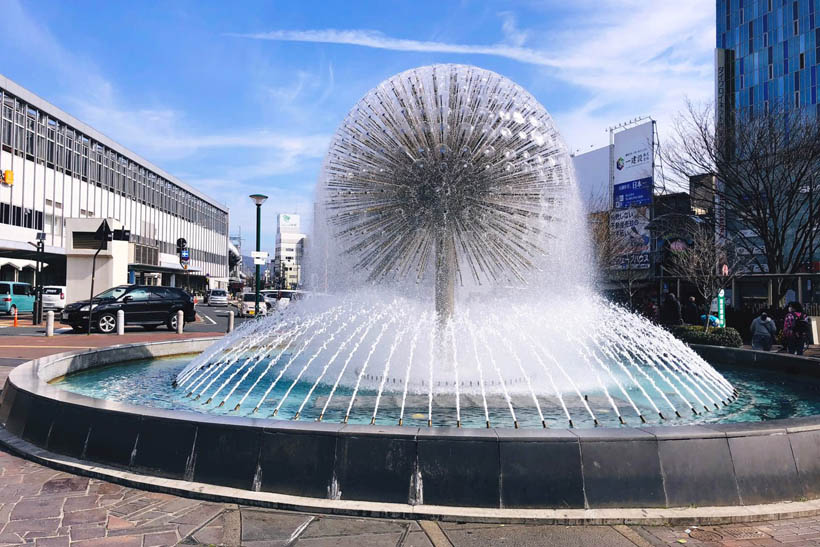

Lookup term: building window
[796,90,801,106]
[800,52,806,69]
[769,64,774,79]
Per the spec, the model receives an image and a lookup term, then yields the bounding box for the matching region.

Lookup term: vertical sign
[717,288,726,327]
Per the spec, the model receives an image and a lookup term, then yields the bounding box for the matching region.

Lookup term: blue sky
[0,0,715,253]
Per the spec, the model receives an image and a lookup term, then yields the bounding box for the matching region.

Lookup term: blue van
[0,282,35,315]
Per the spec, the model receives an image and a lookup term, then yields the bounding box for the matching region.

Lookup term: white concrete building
[0,74,229,292]
[273,213,305,289]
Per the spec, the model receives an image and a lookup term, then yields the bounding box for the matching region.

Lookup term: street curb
[2,427,820,526]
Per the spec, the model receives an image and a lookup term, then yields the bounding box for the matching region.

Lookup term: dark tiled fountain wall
[1,339,820,509]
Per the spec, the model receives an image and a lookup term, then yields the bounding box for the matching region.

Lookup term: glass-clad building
[0,74,229,289]
[717,0,820,114]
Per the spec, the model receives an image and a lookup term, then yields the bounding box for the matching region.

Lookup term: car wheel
[166,313,180,331]
[97,313,117,334]
[142,324,159,331]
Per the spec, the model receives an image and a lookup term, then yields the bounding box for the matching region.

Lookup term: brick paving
[1,441,820,546]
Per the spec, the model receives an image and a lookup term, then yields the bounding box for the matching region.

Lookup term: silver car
[207,289,229,306]
[42,286,67,311]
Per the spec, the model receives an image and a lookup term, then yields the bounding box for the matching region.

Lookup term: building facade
[717,0,820,114]
[0,74,229,290]
[273,213,305,289]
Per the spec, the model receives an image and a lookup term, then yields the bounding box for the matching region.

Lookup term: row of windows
[0,89,228,236]
[0,86,229,274]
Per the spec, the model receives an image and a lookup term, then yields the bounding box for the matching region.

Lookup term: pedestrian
[750,311,776,351]
[660,292,683,326]
[783,302,810,356]
[682,296,700,325]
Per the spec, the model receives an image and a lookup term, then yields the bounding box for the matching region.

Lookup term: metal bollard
[227,310,235,333]
[177,310,184,334]
[45,311,54,337]
[117,310,125,335]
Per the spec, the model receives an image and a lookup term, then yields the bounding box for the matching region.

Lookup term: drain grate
[689,529,723,541]
[722,527,768,540]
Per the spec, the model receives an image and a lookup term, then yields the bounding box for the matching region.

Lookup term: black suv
[61,285,196,333]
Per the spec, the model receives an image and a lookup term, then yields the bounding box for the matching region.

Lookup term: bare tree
[662,101,820,300]
[661,220,749,331]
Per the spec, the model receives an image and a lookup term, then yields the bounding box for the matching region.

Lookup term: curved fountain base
[2,339,820,516]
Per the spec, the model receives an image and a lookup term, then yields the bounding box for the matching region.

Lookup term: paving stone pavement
[2,447,820,546]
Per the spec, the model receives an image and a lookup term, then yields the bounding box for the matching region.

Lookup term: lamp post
[249,194,268,316]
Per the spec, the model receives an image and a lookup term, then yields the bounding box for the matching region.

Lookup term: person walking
[783,302,809,356]
[750,311,776,351]
[660,293,683,326]
[682,296,700,325]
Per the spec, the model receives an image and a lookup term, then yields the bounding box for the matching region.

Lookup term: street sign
[251,251,269,259]
[253,258,266,265]
[717,289,726,328]
[180,248,190,261]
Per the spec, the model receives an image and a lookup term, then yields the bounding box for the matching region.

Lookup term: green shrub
[668,325,743,348]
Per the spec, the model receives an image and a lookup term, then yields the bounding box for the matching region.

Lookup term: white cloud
[225,29,566,67]
[228,2,716,150]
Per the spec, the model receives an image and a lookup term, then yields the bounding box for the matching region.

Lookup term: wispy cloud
[227,2,715,149]
[225,29,566,67]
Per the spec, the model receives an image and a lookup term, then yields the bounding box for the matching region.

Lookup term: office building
[716,0,820,115]
[0,74,229,291]
[274,213,305,289]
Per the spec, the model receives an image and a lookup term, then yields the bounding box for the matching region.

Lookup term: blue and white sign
[180,248,190,261]
[613,177,652,209]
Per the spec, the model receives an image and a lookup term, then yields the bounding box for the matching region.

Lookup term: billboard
[609,206,651,269]
[613,177,652,209]
[278,213,300,232]
[613,121,654,209]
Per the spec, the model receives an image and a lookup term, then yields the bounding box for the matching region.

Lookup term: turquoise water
[53,356,820,429]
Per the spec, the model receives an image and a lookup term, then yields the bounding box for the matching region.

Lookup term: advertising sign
[613,121,654,211]
[613,177,652,209]
[717,289,726,327]
[278,213,300,232]
[613,122,653,185]
[609,206,651,269]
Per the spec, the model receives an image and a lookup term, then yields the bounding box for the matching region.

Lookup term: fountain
[173,64,736,428]
[3,65,820,514]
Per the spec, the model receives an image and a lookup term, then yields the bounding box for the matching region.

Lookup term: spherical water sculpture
[318,64,573,319]
[175,65,737,429]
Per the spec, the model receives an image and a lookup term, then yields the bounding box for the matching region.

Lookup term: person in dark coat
[682,296,700,325]
[660,293,683,326]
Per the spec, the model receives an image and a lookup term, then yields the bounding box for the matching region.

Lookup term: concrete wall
[64,218,129,303]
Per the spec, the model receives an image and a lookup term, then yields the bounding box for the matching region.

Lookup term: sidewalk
[740,343,820,359]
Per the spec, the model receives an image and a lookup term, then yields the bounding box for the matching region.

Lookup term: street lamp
[249,194,268,316]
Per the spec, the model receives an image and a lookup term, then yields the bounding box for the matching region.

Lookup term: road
[0,303,255,338]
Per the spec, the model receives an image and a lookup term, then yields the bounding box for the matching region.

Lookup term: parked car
[208,289,228,306]
[41,286,67,311]
[0,282,34,315]
[239,293,268,317]
[61,285,196,333]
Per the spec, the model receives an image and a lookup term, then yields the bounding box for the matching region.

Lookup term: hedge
[667,325,743,348]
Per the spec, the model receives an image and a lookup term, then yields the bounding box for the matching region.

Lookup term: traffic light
[176,238,188,253]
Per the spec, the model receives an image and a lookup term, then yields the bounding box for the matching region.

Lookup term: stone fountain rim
[3,338,820,516]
